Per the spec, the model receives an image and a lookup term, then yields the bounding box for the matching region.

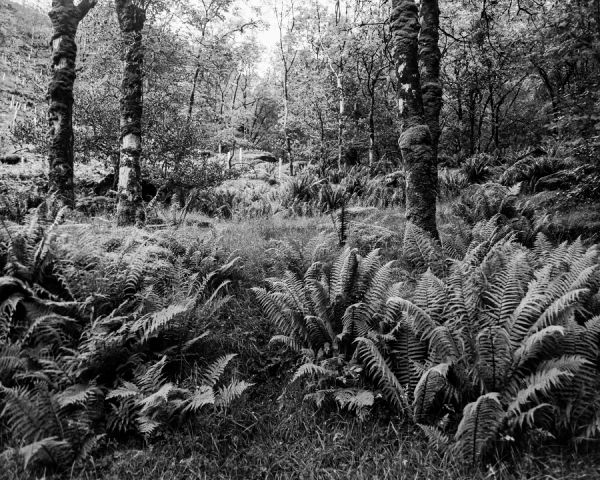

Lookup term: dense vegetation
[2,0,600,478]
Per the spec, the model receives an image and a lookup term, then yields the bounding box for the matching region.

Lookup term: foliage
[401,232,600,463]
[0,208,251,473]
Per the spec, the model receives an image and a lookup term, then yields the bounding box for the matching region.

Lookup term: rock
[93,173,157,201]
[255,155,278,163]
[0,155,22,165]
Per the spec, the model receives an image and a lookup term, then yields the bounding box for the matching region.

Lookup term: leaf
[291,363,336,383]
[182,385,215,413]
[19,437,72,470]
[413,363,450,423]
[453,393,504,465]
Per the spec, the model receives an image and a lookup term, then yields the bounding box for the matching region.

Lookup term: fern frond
[138,383,175,413]
[200,354,236,387]
[291,363,336,383]
[182,385,215,413]
[355,337,407,411]
[270,335,303,352]
[386,297,436,340]
[19,437,72,470]
[403,223,439,271]
[1,385,48,442]
[413,363,450,423]
[506,358,587,416]
[215,380,253,408]
[476,326,511,392]
[132,302,191,341]
[453,393,504,465]
[106,381,141,400]
[56,384,102,408]
[334,388,374,418]
[513,326,565,366]
[413,269,447,323]
[418,423,451,451]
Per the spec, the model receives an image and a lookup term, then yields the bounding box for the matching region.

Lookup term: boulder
[0,155,22,165]
[93,173,157,201]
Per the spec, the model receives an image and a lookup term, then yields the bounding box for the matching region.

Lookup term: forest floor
[19,213,600,480]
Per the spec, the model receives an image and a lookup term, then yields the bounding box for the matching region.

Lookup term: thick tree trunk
[418,0,442,156]
[390,0,438,238]
[47,0,97,207]
[115,0,145,226]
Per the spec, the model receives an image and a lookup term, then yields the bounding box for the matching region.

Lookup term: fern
[453,393,504,465]
[413,363,451,423]
[355,336,408,411]
[215,380,253,408]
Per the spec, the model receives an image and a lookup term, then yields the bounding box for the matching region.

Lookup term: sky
[19,0,281,75]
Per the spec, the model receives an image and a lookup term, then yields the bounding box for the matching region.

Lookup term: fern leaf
[138,383,175,413]
[270,335,303,352]
[182,385,215,413]
[413,363,450,423]
[476,327,511,392]
[106,381,140,400]
[453,393,504,465]
[215,380,253,408]
[386,297,436,340]
[291,363,336,383]
[418,423,451,451]
[200,354,236,387]
[19,437,72,470]
[355,337,407,411]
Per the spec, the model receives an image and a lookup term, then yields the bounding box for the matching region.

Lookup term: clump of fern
[253,247,415,416]
[393,233,600,464]
[0,208,251,473]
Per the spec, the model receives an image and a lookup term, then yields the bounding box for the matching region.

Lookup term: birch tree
[115,0,147,226]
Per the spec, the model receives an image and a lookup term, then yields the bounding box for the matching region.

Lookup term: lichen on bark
[115,0,146,226]
[390,0,439,239]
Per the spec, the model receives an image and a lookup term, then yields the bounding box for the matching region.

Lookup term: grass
[41,394,600,479]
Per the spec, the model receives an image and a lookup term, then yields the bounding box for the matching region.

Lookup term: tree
[47,0,97,207]
[390,0,438,237]
[275,0,298,175]
[419,0,442,158]
[115,0,147,226]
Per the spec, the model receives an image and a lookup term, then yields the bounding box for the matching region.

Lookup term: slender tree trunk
[115,0,145,226]
[336,73,344,169]
[188,65,201,121]
[283,71,293,176]
[47,0,97,207]
[368,93,376,167]
[390,0,438,238]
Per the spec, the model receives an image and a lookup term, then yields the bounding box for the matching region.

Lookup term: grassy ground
[2,211,597,480]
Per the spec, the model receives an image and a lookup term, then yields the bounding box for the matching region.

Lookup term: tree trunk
[47,0,97,207]
[390,0,438,238]
[115,0,145,226]
[368,94,376,167]
[336,73,344,170]
[283,71,293,176]
[418,0,442,156]
[187,65,201,121]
